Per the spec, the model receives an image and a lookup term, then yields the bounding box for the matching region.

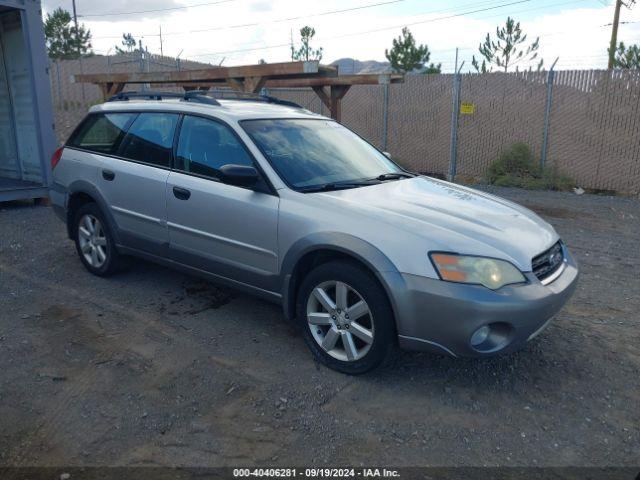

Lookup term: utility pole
[290,28,294,61]
[71,0,85,102]
[71,0,81,58]
[608,0,636,69]
[159,26,164,57]
[449,48,463,183]
[608,0,623,69]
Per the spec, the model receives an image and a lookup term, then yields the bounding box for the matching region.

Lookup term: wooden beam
[90,73,405,95]
[265,74,404,88]
[244,76,267,93]
[312,85,352,121]
[329,85,351,122]
[312,86,331,110]
[226,78,245,92]
[182,85,211,92]
[98,82,125,99]
[73,61,336,86]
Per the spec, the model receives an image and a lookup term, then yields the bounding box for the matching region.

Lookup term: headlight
[429,253,526,290]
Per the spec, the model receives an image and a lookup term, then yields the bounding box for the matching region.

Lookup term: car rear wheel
[73,203,121,276]
[296,260,395,374]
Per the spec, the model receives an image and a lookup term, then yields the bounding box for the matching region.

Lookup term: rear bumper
[383,247,579,357]
[49,182,67,222]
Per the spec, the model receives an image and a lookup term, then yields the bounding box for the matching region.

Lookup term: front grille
[532,241,564,281]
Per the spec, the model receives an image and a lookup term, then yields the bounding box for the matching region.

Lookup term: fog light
[470,326,490,347]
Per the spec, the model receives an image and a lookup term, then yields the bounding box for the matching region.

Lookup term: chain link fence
[271,70,640,194]
[49,58,640,194]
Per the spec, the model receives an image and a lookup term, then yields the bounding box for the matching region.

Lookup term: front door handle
[102,169,115,181]
[173,186,191,201]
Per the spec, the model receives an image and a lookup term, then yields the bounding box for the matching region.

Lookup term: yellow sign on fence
[460,102,476,115]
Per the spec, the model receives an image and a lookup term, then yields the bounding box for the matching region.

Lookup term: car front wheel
[296,260,395,374]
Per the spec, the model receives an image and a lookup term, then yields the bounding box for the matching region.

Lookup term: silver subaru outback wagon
[50,92,579,374]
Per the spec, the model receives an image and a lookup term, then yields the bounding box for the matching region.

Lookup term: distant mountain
[330,58,391,74]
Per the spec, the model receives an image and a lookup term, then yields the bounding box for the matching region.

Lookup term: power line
[90,0,506,40]
[187,0,534,58]
[79,0,236,18]
[200,0,592,61]
[175,0,408,36]
[91,0,410,39]
[474,0,593,21]
[189,0,599,59]
[205,0,609,67]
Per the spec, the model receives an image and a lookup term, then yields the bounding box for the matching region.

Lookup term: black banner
[0,467,639,480]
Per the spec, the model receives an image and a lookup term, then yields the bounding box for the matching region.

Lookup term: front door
[166,115,279,292]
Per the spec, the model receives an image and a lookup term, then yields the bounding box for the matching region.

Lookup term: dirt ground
[0,186,638,468]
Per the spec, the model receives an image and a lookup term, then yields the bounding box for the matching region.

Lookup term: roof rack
[107,91,221,106]
[106,90,304,109]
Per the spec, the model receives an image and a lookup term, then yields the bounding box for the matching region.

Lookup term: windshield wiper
[298,173,414,193]
[298,181,376,193]
[373,172,415,181]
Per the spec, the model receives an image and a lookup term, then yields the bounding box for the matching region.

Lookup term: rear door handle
[173,186,191,201]
[102,169,115,181]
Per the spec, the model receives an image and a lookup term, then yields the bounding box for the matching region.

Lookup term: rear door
[166,114,279,292]
[101,112,179,255]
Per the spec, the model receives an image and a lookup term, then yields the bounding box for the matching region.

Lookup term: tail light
[51,146,64,170]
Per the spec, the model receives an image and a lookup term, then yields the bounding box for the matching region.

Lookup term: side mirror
[219,164,259,187]
[383,151,392,159]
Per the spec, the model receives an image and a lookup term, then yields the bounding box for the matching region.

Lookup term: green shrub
[486,142,573,191]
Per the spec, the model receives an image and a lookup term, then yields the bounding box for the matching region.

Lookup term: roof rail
[205,89,303,109]
[256,95,303,109]
[107,91,221,106]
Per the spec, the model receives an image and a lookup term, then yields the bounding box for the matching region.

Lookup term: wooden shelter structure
[72,61,403,122]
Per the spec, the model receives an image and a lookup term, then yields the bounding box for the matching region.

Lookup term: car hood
[319,176,558,271]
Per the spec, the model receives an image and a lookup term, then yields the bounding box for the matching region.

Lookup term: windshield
[241,119,403,190]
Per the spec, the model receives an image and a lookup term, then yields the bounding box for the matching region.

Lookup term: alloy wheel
[78,214,108,268]
[306,280,374,362]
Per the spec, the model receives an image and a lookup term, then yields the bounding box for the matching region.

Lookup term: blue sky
[42,0,640,71]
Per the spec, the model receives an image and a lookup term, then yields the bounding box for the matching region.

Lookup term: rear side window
[175,115,253,179]
[68,113,133,154]
[119,113,179,168]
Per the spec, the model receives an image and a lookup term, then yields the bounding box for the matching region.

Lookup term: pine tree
[472,17,542,73]
[44,8,92,59]
[385,27,440,74]
[291,26,323,62]
[115,33,138,54]
[611,42,640,69]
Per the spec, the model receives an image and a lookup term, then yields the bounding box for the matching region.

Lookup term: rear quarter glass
[67,113,135,155]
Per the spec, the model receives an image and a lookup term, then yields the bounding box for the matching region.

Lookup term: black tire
[296,260,395,375]
[73,202,121,276]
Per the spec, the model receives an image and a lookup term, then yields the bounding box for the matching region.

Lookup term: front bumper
[382,248,579,357]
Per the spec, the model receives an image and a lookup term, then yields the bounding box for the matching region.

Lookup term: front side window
[119,113,179,167]
[175,115,254,179]
[68,113,133,154]
[241,119,402,189]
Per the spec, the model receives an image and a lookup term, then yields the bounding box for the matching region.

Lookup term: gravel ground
[0,186,638,468]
